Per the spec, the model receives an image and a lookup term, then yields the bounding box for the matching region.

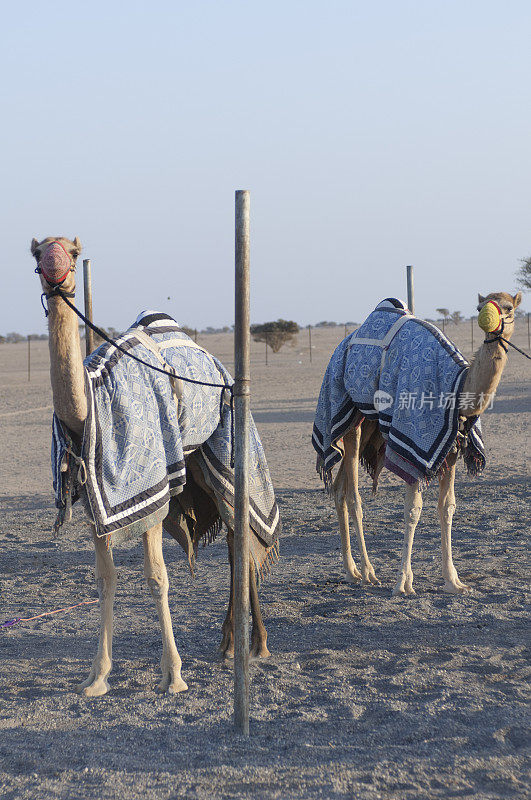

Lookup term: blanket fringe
[257,540,279,584]
[464,451,485,477]
[200,518,223,549]
[317,460,333,494]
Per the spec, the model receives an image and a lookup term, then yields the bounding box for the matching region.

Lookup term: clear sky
[2,0,530,335]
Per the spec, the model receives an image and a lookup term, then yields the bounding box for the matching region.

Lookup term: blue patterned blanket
[312,299,485,487]
[52,312,280,569]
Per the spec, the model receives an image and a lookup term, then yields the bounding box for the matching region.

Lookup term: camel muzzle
[37,241,74,285]
[477,300,503,334]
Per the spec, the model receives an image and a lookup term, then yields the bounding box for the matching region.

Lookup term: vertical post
[194,328,198,343]
[528,313,530,351]
[83,259,95,357]
[233,189,250,736]
[308,325,312,363]
[344,323,347,340]
[406,265,415,315]
[471,316,474,353]
[265,331,268,365]
[27,336,31,382]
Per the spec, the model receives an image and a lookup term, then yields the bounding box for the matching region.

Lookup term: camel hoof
[344,561,362,581]
[157,676,188,694]
[443,581,470,595]
[168,678,188,694]
[392,586,416,597]
[250,645,271,662]
[76,678,110,697]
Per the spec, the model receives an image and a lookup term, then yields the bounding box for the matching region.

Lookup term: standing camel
[313,294,521,596]
[32,236,279,696]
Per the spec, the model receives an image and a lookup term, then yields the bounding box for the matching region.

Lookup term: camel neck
[461,338,508,417]
[47,293,87,437]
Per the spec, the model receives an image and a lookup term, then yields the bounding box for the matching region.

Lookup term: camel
[32,235,273,697]
[315,292,522,597]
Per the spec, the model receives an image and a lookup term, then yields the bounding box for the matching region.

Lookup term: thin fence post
[406,265,415,314]
[528,313,530,351]
[233,189,250,736]
[194,328,198,343]
[471,316,474,353]
[308,325,312,363]
[27,336,31,382]
[265,331,268,365]
[344,323,347,339]
[83,259,94,357]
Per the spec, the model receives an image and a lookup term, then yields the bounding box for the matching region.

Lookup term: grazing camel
[32,235,278,696]
[313,293,521,596]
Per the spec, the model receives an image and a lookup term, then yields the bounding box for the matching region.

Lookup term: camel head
[31,236,82,295]
[477,291,521,340]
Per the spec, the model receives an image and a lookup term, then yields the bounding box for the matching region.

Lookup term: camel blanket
[52,312,280,572]
[312,299,486,487]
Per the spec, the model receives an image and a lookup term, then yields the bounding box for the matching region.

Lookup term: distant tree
[315,321,337,328]
[436,308,450,321]
[516,256,531,291]
[180,326,196,339]
[251,319,299,352]
[93,326,122,348]
[6,332,25,343]
[450,311,464,325]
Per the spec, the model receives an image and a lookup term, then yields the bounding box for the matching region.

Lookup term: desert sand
[0,319,529,799]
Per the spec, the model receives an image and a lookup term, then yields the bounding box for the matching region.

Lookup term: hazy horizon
[2,1,530,336]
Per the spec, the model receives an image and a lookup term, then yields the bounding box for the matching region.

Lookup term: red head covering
[39,242,72,285]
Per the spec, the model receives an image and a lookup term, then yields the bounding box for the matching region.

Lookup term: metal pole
[233,189,250,736]
[308,325,312,363]
[406,265,415,314]
[83,259,95,357]
[27,336,31,382]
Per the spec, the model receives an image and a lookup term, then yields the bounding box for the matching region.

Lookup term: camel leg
[76,528,117,697]
[221,530,270,660]
[143,524,188,693]
[333,462,362,582]
[392,482,423,596]
[342,427,379,585]
[249,558,270,660]
[438,463,470,594]
[220,532,235,659]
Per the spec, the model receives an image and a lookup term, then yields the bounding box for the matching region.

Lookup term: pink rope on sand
[1,599,99,628]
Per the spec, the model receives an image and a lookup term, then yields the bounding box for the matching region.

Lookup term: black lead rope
[484,323,531,359]
[42,287,237,467]
[496,336,531,359]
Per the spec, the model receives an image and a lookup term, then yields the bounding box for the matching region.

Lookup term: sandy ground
[0,320,530,799]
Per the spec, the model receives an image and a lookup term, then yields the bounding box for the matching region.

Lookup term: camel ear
[513,292,522,308]
[31,238,40,255]
[477,293,486,305]
[72,236,82,256]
